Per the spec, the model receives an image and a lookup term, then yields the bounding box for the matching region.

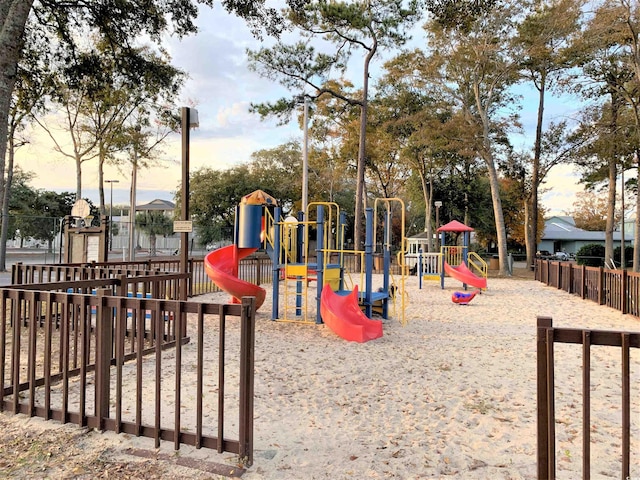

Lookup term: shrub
[613,245,634,268]
[576,244,605,267]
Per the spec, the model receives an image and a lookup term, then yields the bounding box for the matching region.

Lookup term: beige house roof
[136,199,176,212]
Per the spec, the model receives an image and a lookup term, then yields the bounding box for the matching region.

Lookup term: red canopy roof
[437,220,474,233]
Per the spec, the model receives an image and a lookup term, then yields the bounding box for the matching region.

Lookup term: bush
[576,244,605,267]
[613,245,634,268]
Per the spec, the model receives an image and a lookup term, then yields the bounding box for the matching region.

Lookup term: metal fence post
[95,288,112,428]
[537,316,553,480]
[238,296,256,466]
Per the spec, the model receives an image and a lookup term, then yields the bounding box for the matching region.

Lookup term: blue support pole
[365,208,374,318]
[271,207,281,320]
[315,205,324,324]
[233,205,240,245]
[463,231,470,264]
[418,248,423,290]
[339,211,347,291]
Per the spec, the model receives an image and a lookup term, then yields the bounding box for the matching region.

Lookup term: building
[537,216,634,256]
[111,199,185,256]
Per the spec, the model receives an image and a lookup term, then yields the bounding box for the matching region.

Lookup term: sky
[15,4,589,217]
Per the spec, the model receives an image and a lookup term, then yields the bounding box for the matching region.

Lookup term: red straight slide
[444,260,487,290]
[204,245,266,310]
[320,284,383,343]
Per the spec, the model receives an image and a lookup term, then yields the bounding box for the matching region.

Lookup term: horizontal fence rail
[11,253,275,298]
[537,316,640,479]
[535,260,640,319]
[0,285,256,464]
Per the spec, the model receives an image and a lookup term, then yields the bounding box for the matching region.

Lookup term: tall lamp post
[435,200,442,252]
[295,95,309,216]
[105,179,119,252]
[179,107,199,301]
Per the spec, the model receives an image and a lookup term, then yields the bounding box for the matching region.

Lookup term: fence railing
[537,316,639,479]
[0,284,256,464]
[11,253,275,297]
[535,259,640,318]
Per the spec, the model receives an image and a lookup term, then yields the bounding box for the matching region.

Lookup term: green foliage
[135,211,174,256]
[576,243,605,267]
[425,0,498,33]
[613,245,634,268]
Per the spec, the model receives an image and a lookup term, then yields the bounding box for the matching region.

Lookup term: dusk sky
[15,4,592,217]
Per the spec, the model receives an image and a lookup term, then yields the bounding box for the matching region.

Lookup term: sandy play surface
[1,274,639,479]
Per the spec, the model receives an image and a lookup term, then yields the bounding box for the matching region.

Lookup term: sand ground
[0,271,639,479]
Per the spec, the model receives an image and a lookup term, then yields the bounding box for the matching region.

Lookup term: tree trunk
[354,36,376,260]
[99,148,106,214]
[605,89,620,265]
[485,155,509,275]
[475,84,510,275]
[531,75,545,268]
[76,154,83,199]
[524,199,532,267]
[419,168,434,252]
[634,157,640,272]
[0,133,16,271]
[0,1,35,268]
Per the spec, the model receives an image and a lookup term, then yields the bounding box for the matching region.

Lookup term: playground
[1,193,637,479]
[2,273,637,479]
[203,191,490,343]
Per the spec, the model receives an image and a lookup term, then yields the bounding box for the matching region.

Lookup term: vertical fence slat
[115,297,125,433]
[546,326,556,480]
[196,303,204,449]
[621,333,630,478]
[218,304,227,453]
[174,301,183,450]
[582,331,591,480]
[135,301,144,436]
[27,292,37,416]
[154,302,163,449]
[239,296,256,466]
[43,293,53,420]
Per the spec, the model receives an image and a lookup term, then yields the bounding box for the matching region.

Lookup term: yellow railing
[468,251,488,279]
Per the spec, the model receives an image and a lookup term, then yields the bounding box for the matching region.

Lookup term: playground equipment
[204,190,407,342]
[437,220,488,290]
[320,285,383,342]
[267,203,400,327]
[203,190,276,310]
[451,290,479,305]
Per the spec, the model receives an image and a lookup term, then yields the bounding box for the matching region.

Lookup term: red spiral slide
[204,244,266,310]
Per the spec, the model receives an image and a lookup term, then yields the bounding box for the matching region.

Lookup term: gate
[0,286,256,465]
[537,316,639,479]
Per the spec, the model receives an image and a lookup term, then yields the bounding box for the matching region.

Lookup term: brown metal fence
[537,316,640,479]
[11,252,274,297]
[535,260,640,318]
[0,275,257,465]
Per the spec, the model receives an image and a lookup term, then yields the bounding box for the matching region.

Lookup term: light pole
[295,95,309,216]
[180,107,199,301]
[105,179,119,252]
[435,201,442,252]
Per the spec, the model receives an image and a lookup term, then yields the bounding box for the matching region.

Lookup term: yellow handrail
[467,251,488,280]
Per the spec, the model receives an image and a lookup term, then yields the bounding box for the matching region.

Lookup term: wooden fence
[11,253,274,297]
[537,316,639,479]
[535,259,640,318]
[0,273,257,465]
